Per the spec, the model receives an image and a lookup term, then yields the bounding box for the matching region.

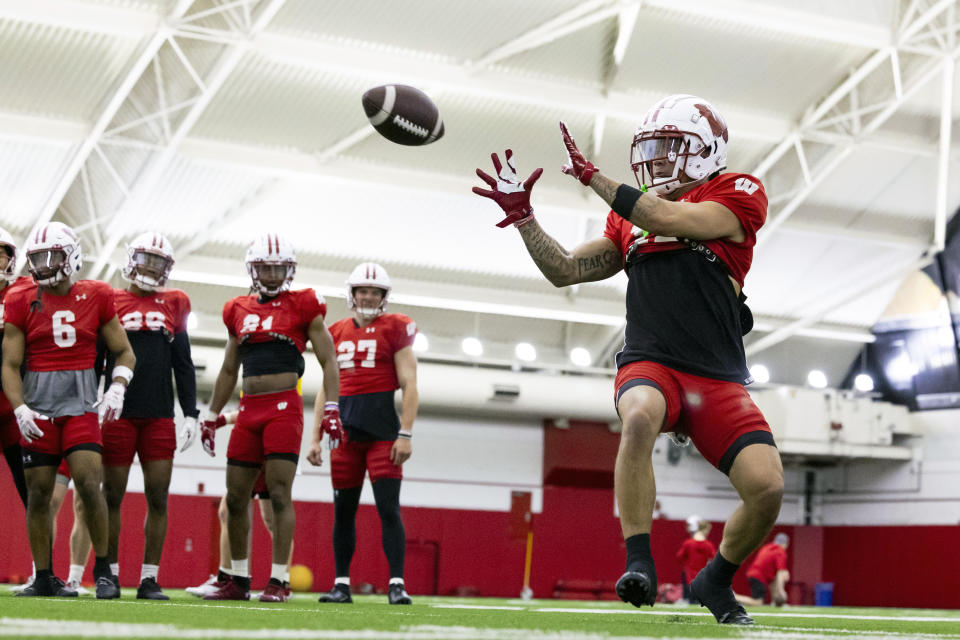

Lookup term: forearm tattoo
[518,221,575,286]
[577,249,620,279]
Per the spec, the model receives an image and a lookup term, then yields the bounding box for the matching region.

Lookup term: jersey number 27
[338,340,377,369]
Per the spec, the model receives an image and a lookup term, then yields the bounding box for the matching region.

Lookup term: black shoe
[689,573,754,625]
[318,584,353,603]
[16,574,77,597]
[96,575,120,599]
[616,571,656,607]
[137,577,169,600]
[388,583,411,605]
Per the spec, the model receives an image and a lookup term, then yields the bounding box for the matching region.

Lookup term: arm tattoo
[577,249,620,280]
[518,221,575,287]
[590,173,661,231]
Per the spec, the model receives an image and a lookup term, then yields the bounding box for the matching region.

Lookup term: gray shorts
[24,369,98,417]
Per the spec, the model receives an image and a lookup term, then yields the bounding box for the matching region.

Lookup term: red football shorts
[0,391,16,450]
[21,413,101,458]
[330,431,402,489]
[102,418,176,467]
[227,388,303,465]
[57,457,70,480]
[251,468,269,499]
[614,361,773,474]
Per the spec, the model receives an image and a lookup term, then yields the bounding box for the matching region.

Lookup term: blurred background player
[310,262,418,606]
[94,232,199,600]
[187,412,295,598]
[200,234,340,602]
[676,516,716,605]
[0,228,28,512]
[737,532,790,607]
[2,221,135,598]
[473,94,779,626]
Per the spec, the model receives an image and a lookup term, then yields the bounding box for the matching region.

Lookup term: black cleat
[388,583,412,605]
[616,571,656,607]
[96,575,121,599]
[689,573,754,625]
[318,584,353,603]
[15,574,77,597]
[137,577,170,600]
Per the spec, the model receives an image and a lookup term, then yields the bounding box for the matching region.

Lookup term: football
[362,84,444,146]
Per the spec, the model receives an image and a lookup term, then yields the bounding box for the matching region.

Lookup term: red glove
[321,401,342,450]
[559,121,598,186]
[200,410,226,457]
[472,149,543,228]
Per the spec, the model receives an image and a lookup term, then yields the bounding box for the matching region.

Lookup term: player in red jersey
[93,232,199,600]
[474,94,781,625]
[0,227,29,510]
[676,516,716,605]
[1,222,135,599]
[201,234,340,602]
[309,262,418,606]
[739,532,789,606]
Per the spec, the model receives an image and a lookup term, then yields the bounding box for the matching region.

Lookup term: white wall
[817,409,960,525]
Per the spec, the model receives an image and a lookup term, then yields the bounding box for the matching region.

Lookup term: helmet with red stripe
[123,231,175,292]
[245,234,296,296]
[630,94,728,197]
[25,221,82,287]
[346,262,391,319]
[0,226,16,282]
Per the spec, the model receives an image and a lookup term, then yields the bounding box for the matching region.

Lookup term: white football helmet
[630,94,728,196]
[0,226,17,282]
[25,221,82,287]
[346,262,391,319]
[122,231,175,292]
[685,514,703,535]
[245,234,296,296]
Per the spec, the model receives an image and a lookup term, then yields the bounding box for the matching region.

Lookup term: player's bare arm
[98,316,136,384]
[1,322,26,408]
[308,315,342,456]
[587,172,744,243]
[391,346,418,465]
[307,388,326,466]
[209,336,240,415]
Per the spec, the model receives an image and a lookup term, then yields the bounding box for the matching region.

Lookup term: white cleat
[185,574,221,598]
[66,579,91,596]
[10,576,34,594]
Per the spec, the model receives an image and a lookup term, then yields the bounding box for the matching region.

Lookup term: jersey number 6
[52,310,77,348]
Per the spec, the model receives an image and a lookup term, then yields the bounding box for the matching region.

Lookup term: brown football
[362,84,444,146]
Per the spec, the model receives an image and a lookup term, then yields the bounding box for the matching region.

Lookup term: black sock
[93,556,111,580]
[218,569,230,582]
[333,487,362,577]
[624,533,654,574]
[703,552,739,587]
[373,479,406,579]
[233,575,251,591]
[36,568,53,582]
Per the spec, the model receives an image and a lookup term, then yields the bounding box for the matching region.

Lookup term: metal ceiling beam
[753,0,960,250]
[17,0,195,264]
[0,0,158,36]
[87,0,289,279]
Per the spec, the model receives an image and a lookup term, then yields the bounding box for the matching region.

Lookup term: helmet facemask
[128,250,173,291]
[631,130,708,196]
[27,248,69,286]
[0,243,15,282]
[350,285,387,319]
[249,260,295,296]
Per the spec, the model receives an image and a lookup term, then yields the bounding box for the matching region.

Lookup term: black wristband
[612,183,643,220]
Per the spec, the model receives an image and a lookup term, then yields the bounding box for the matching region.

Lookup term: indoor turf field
[2,589,959,639]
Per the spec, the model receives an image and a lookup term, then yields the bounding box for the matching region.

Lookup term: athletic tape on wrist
[324,401,339,411]
[397,430,412,439]
[112,365,133,385]
[612,183,643,220]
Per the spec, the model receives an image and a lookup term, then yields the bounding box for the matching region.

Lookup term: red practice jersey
[116,287,190,336]
[330,313,417,396]
[676,537,717,581]
[4,279,116,371]
[603,172,767,287]
[222,288,327,352]
[746,542,788,584]
[0,276,33,412]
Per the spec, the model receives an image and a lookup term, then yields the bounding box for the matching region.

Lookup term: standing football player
[96,232,199,599]
[2,221,135,599]
[0,227,28,510]
[201,234,341,602]
[310,262,418,606]
[473,94,781,625]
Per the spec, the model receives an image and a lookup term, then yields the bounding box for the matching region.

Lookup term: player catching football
[200,234,341,603]
[473,94,780,625]
[2,222,135,599]
[95,232,199,599]
[309,262,418,606]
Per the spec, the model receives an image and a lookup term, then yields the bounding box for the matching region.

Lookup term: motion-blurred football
[362,84,444,146]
